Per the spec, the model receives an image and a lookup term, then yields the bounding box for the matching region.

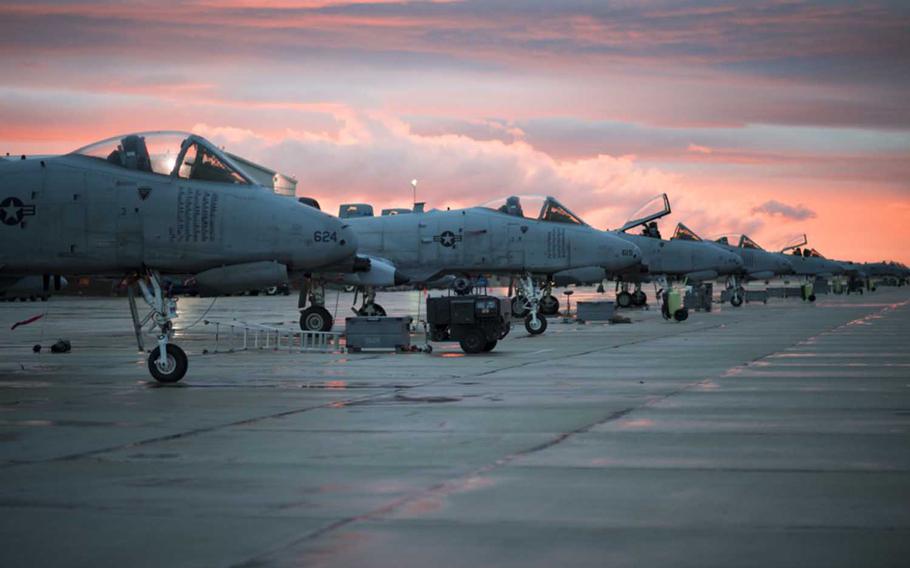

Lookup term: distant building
[226,152,297,197]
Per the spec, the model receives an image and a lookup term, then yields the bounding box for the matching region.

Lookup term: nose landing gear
[129,270,188,383]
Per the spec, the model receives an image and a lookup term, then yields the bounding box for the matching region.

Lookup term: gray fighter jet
[773,235,846,280]
[299,195,641,335]
[677,229,795,307]
[553,194,742,309]
[0,131,357,382]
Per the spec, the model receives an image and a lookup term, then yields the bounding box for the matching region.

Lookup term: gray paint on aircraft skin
[0,133,357,281]
[343,201,642,285]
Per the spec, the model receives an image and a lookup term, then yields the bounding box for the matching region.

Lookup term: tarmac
[0,287,909,567]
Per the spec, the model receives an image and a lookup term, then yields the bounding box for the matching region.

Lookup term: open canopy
[672,222,702,242]
[618,193,671,233]
[71,131,255,185]
[481,195,588,225]
[715,234,765,250]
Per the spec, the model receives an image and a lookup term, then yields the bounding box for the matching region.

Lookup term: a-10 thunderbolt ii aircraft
[298,195,642,335]
[671,228,794,307]
[773,235,846,281]
[0,131,358,383]
[552,194,742,311]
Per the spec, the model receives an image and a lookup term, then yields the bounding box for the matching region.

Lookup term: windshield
[71,131,253,185]
[480,195,587,225]
[740,235,764,250]
[672,223,702,242]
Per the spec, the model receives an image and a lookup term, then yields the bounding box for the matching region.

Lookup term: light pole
[411,179,418,209]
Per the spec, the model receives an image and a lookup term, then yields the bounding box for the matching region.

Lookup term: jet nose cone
[599,233,641,271]
[721,251,743,272]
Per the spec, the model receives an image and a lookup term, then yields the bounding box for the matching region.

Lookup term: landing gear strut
[726,275,744,307]
[129,270,188,383]
[516,274,547,335]
[353,286,386,316]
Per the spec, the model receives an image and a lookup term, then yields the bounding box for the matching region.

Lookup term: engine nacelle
[194,261,288,296]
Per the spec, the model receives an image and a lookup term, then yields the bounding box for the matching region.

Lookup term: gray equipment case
[345,316,412,351]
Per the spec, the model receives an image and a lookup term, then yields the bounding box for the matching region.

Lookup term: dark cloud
[751,200,817,221]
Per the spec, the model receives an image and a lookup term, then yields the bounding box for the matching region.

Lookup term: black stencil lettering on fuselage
[547,227,567,259]
[170,188,219,243]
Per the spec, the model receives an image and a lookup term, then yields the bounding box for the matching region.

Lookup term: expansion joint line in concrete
[232,298,906,566]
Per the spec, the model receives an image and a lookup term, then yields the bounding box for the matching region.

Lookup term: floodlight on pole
[411,179,418,207]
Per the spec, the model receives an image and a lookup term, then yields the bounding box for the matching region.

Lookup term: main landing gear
[616,282,648,308]
[298,281,387,332]
[298,279,334,332]
[129,270,188,383]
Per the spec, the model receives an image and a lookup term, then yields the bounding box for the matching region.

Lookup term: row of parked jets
[2,131,907,383]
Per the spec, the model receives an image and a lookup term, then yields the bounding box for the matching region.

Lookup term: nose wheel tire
[539,295,559,316]
[631,290,647,306]
[147,344,188,384]
[730,294,743,307]
[300,306,334,332]
[357,303,386,317]
[616,291,633,308]
[524,315,548,335]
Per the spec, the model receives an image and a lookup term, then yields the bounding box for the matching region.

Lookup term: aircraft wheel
[357,303,386,317]
[632,290,647,306]
[673,308,689,322]
[482,340,498,352]
[300,306,333,332]
[617,291,633,308]
[524,314,548,335]
[265,286,278,296]
[511,297,530,318]
[730,294,743,307]
[148,344,188,384]
[539,295,559,316]
[459,328,486,354]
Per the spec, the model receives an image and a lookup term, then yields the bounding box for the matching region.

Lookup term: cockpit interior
[72,131,254,185]
[482,195,587,225]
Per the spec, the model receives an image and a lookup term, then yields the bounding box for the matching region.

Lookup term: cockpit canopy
[619,193,671,233]
[71,131,254,185]
[715,234,765,250]
[481,195,588,225]
[672,223,702,242]
[779,233,808,253]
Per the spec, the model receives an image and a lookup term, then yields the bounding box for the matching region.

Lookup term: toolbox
[345,316,412,351]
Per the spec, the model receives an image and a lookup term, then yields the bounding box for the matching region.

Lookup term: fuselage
[711,242,794,280]
[347,207,640,282]
[0,155,356,277]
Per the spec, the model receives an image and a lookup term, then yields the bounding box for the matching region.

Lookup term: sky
[1,0,908,263]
